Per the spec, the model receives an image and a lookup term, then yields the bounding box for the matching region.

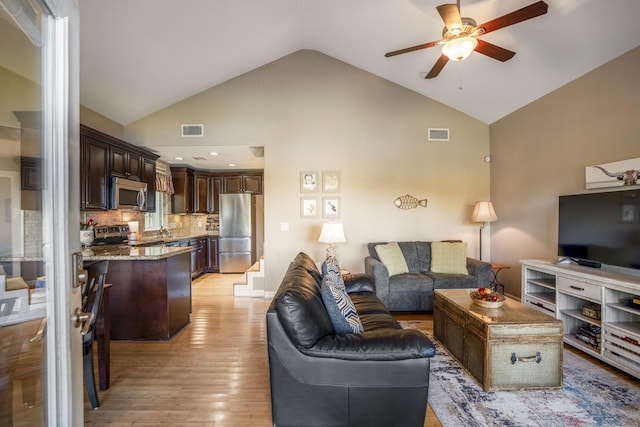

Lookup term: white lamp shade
[442,36,478,61]
[318,223,346,244]
[128,221,139,233]
[471,202,498,223]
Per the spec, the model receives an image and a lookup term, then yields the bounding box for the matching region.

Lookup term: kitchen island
[84,245,192,340]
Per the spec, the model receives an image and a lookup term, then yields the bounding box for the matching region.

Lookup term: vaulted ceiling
[80,0,640,127]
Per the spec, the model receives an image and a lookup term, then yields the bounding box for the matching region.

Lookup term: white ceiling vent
[181,124,204,137]
[428,128,449,141]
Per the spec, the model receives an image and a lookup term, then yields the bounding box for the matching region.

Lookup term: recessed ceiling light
[228,163,236,167]
[209,151,219,156]
[174,156,183,161]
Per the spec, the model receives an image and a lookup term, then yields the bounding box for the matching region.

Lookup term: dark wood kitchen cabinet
[110,144,143,181]
[80,125,158,211]
[194,172,210,214]
[222,172,262,194]
[21,157,42,190]
[80,128,110,210]
[171,167,195,214]
[15,113,43,210]
[206,236,219,272]
[208,176,222,214]
[143,157,157,212]
[169,168,262,212]
[190,237,207,277]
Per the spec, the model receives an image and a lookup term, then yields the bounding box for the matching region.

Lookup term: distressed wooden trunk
[434,289,563,391]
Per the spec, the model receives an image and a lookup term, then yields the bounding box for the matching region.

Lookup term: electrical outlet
[280,222,289,231]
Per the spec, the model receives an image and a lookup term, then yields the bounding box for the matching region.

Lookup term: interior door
[0,1,82,425]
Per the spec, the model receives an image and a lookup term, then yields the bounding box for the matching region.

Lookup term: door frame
[40,0,82,424]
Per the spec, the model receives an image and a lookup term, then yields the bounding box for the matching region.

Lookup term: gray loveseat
[364,241,491,311]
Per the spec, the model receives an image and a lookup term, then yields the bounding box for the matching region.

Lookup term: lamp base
[325,244,339,266]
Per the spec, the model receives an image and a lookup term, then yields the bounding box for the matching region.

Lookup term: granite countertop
[82,245,192,261]
[0,233,219,263]
[132,232,219,246]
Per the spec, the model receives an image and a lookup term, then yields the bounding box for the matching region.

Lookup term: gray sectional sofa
[364,241,491,311]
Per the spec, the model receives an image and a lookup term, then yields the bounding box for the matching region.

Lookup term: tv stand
[521,259,640,379]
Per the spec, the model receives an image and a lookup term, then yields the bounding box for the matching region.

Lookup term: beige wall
[490,46,640,297]
[124,50,491,292]
[80,105,124,138]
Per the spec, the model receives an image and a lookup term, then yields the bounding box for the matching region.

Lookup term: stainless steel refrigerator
[219,193,253,273]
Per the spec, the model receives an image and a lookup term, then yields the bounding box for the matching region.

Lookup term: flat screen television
[558,189,640,270]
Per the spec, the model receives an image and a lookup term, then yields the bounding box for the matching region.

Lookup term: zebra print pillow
[321,267,363,334]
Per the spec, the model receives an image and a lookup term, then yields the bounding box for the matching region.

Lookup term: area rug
[398,320,640,427]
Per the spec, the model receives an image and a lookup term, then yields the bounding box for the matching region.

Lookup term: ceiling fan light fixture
[442,36,478,61]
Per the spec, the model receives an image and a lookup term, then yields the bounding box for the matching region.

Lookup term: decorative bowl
[469,290,505,308]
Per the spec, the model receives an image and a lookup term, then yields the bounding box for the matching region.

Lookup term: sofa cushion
[294,251,323,285]
[397,242,420,272]
[430,241,468,275]
[390,273,435,293]
[415,242,432,273]
[274,255,335,348]
[427,272,478,289]
[321,265,363,334]
[375,242,409,276]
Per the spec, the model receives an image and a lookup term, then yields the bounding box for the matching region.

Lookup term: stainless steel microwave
[110,177,147,211]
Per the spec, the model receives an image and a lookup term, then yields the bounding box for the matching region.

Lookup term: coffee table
[433,289,563,391]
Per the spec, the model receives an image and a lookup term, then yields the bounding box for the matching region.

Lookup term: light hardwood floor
[84,273,442,426]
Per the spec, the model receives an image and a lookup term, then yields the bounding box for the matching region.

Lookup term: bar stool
[82,261,108,409]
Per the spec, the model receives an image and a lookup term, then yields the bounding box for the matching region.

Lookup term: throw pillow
[431,241,468,274]
[321,270,363,334]
[375,242,409,276]
[321,259,340,277]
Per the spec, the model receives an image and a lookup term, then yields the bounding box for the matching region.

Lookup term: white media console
[521,259,640,379]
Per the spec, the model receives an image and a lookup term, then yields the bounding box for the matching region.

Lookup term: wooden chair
[82,261,109,409]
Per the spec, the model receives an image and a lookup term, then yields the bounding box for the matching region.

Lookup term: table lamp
[471,201,498,260]
[318,222,346,264]
[128,221,139,244]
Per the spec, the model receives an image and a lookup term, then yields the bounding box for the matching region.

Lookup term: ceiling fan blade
[436,4,462,30]
[474,39,516,62]
[425,54,449,79]
[385,40,441,57]
[478,1,548,35]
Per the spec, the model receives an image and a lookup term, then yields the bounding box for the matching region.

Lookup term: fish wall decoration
[394,194,428,210]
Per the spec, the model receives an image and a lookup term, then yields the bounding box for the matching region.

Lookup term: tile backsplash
[23,210,42,254]
[80,210,217,237]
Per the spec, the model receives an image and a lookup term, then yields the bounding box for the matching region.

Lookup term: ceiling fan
[385,1,548,79]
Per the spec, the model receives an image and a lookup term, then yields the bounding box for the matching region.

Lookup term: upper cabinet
[143,158,157,212]
[194,172,209,214]
[170,168,262,214]
[110,144,143,181]
[222,173,262,194]
[171,167,195,214]
[80,131,110,210]
[207,176,222,214]
[80,125,159,211]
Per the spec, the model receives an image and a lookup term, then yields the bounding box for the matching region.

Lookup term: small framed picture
[621,204,636,223]
[322,170,341,193]
[301,197,319,218]
[300,171,319,193]
[322,197,341,218]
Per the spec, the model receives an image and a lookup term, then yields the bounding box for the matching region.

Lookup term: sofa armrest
[364,256,390,298]
[302,328,435,361]
[344,274,374,294]
[466,257,492,287]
